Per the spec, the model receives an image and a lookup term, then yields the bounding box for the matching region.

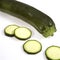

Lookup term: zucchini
[4,24,19,36]
[0,0,56,37]
[15,27,32,40]
[23,40,42,54]
[45,46,60,60]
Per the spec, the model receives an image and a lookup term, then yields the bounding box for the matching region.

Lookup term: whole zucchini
[0,0,56,37]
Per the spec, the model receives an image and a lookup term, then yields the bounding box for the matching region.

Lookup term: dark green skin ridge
[45,46,60,60]
[0,0,56,37]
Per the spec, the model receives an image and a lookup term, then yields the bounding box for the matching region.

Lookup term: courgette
[4,24,19,36]
[23,40,42,54]
[15,27,32,40]
[0,0,56,37]
[45,46,60,60]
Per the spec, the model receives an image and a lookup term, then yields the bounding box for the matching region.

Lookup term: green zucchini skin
[0,0,56,37]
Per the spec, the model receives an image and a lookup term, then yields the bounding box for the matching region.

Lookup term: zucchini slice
[23,40,42,54]
[45,46,60,60]
[4,24,19,36]
[15,27,32,40]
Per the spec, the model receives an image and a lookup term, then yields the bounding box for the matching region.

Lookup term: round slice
[23,40,42,54]
[45,46,60,60]
[4,24,19,36]
[15,27,32,40]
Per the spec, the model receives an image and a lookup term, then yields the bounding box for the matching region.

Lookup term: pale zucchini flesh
[45,46,60,60]
[4,24,19,36]
[15,27,32,40]
[23,40,42,54]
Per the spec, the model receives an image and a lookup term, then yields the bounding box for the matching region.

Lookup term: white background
[0,0,60,60]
